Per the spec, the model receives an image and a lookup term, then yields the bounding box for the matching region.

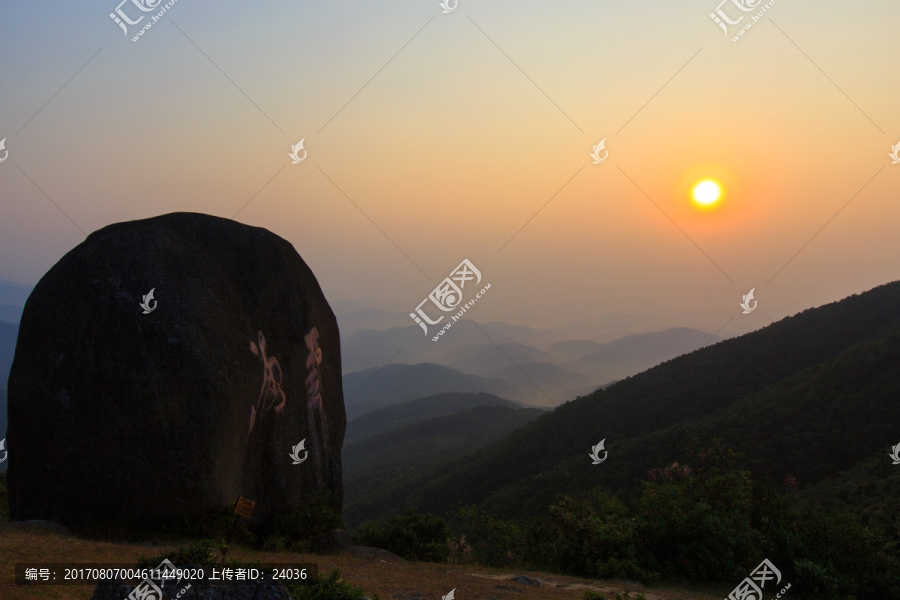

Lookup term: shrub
[596,557,655,583]
[791,559,840,599]
[545,487,635,577]
[632,442,757,581]
[267,490,343,549]
[261,535,288,552]
[454,506,524,567]
[354,510,450,563]
[285,568,378,600]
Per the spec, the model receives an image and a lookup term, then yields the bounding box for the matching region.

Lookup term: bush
[788,506,900,600]
[596,557,655,583]
[791,559,840,599]
[544,488,635,577]
[582,592,606,600]
[348,439,899,600]
[267,490,343,549]
[285,568,378,600]
[354,509,450,563]
[632,442,758,581]
[454,506,524,567]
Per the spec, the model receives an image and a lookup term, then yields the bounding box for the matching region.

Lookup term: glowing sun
[692,179,722,207]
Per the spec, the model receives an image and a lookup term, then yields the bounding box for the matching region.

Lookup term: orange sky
[0,0,898,338]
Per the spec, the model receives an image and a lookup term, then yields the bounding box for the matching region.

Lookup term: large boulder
[7,212,345,533]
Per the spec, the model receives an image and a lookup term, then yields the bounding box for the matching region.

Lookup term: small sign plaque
[234,497,256,519]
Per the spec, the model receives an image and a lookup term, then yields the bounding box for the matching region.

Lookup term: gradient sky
[1,0,898,341]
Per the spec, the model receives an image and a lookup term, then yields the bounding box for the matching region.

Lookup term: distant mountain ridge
[562,327,715,377]
[345,392,523,443]
[0,320,17,390]
[343,363,519,419]
[347,281,900,523]
[0,280,32,306]
[341,327,719,412]
[339,320,566,374]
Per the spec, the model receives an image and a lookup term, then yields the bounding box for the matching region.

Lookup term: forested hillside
[347,283,900,525]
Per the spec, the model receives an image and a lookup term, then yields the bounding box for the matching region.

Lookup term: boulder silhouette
[7,212,345,534]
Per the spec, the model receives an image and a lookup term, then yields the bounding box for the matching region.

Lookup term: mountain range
[0,279,28,458]
[345,391,525,443]
[342,281,900,530]
[340,326,718,414]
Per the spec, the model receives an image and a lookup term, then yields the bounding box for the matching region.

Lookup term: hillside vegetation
[344,403,543,526]
[393,282,900,520]
[350,282,900,600]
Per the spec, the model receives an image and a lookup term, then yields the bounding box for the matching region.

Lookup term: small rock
[351,546,407,563]
[4,520,74,536]
[511,575,540,587]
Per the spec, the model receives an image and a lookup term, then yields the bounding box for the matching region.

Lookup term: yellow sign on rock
[234,497,256,519]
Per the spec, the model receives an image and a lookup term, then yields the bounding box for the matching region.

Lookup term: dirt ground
[0,525,725,600]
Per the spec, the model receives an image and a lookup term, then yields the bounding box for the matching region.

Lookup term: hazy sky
[1,0,898,339]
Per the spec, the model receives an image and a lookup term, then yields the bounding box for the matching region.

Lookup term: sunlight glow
[692,180,722,207]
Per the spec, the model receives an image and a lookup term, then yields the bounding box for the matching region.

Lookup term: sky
[1,0,898,340]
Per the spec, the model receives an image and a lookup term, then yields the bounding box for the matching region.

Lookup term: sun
[692,180,722,207]
[692,180,722,206]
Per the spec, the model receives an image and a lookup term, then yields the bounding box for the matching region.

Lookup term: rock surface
[510,575,540,587]
[3,519,74,536]
[7,212,345,533]
[350,546,408,563]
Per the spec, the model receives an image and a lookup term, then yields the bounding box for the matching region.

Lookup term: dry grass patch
[0,527,721,600]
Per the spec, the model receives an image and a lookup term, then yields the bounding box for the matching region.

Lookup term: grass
[0,470,726,600]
